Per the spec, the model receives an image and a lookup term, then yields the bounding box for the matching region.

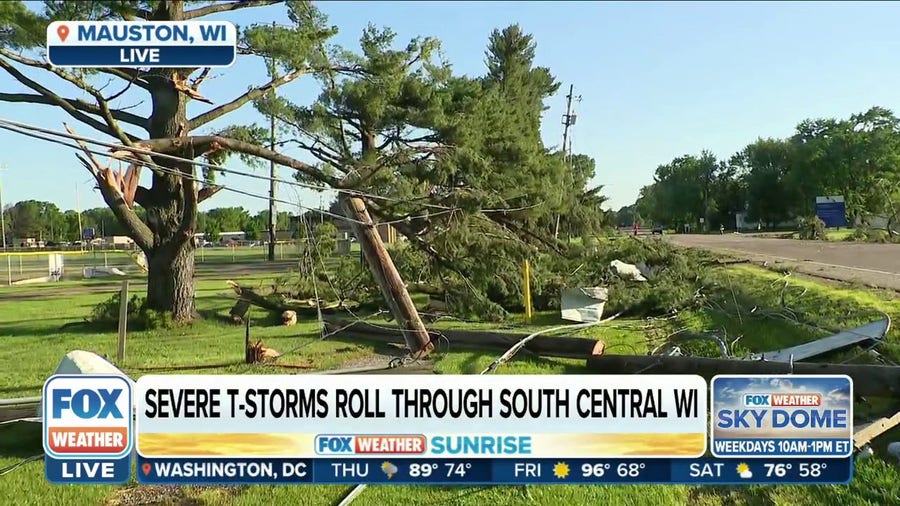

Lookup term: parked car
[652,225,664,235]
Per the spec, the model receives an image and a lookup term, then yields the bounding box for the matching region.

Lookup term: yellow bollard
[523,259,533,322]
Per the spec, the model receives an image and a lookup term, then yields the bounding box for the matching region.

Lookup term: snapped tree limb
[66,124,153,251]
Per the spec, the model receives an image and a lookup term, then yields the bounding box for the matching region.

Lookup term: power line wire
[0,117,455,210]
[0,121,461,227]
[0,117,545,216]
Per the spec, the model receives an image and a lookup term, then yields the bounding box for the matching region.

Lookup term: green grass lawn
[0,261,898,505]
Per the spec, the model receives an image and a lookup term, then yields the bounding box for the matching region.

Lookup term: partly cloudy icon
[736,463,753,479]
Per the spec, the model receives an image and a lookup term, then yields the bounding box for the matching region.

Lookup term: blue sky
[3,1,900,214]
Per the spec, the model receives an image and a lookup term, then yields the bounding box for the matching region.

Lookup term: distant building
[218,231,246,242]
[104,236,134,246]
[13,237,41,248]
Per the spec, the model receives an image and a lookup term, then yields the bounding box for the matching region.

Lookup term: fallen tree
[324,319,605,360]
[227,281,350,317]
[585,354,900,398]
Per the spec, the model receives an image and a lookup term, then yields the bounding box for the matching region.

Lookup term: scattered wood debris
[229,299,250,324]
[245,340,280,364]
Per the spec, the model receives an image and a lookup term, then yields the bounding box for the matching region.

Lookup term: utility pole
[561,84,576,164]
[267,106,277,261]
[341,195,433,355]
[557,84,581,239]
[267,22,278,262]
[75,184,84,250]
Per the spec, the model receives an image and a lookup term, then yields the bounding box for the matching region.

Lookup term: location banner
[46,21,237,68]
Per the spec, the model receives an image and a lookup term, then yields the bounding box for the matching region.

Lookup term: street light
[0,166,10,285]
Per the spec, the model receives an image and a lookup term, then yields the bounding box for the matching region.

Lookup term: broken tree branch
[66,124,153,251]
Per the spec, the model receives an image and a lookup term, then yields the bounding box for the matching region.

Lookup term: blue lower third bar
[133,457,853,485]
[47,45,235,67]
[712,438,852,457]
[46,456,131,484]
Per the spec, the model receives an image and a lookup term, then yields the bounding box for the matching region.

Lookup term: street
[666,234,900,291]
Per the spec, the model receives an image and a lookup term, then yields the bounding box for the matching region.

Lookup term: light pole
[0,167,10,285]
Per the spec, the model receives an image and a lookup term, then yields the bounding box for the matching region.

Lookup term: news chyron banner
[711,375,853,459]
[46,21,236,68]
[133,374,706,484]
[42,373,854,485]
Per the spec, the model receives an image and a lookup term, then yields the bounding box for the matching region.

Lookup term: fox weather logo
[42,374,133,460]
[710,375,853,458]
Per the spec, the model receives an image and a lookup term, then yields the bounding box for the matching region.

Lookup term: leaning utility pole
[341,195,433,355]
[556,85,580,239]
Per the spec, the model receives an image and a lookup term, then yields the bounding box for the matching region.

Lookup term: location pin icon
[57,25,70,43]
[141,462,151,476]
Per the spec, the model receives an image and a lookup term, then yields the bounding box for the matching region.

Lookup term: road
[666,234,900,291]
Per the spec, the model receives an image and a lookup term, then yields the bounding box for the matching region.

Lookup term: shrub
[797,216,826,240]
[88,292,173,331]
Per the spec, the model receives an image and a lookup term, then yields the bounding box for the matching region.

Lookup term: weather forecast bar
[116,457,852,485]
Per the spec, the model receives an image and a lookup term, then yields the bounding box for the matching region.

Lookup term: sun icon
[736,462,753,479]
[553,462,570,479]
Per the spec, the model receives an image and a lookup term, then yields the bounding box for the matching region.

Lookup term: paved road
[666,234,900,291]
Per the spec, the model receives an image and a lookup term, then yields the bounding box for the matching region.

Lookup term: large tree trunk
[137,1,198,321]
[145,235,196,320]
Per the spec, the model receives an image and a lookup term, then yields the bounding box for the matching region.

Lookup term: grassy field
[0,254,898,505]
[0,245,312,285]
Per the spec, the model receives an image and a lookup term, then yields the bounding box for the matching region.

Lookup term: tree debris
[323,318,606,360]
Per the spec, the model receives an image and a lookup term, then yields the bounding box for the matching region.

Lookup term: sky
[3,1,900,215]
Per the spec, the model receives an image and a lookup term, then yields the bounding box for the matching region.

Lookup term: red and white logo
[43,375,132,459]
[315,434,426,455]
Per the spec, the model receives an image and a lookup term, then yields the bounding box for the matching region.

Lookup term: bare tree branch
[0,93,147,128]
[0,49,148,147]
[188,68,307,129]
[184,0,281,20]
[0,58,141,142]
[118,135,340,187]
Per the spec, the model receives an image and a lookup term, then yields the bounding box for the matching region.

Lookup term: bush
[866,229,890,243]
[797,216,826,240]
[88,292,173,331]
[849,227,869,241]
